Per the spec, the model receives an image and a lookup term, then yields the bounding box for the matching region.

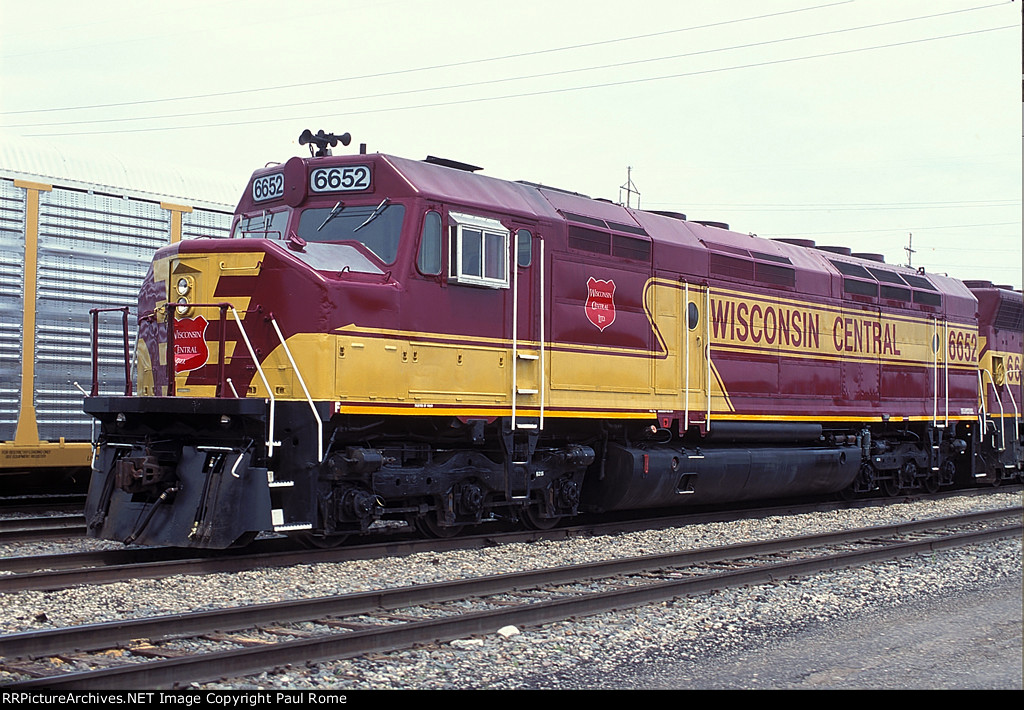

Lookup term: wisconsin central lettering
[711,299,820,349]
[710,298,906,357]
[831,316,901,355]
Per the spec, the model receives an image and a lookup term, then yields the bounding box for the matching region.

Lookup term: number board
[252,173,285,202]
[310,165,372,193]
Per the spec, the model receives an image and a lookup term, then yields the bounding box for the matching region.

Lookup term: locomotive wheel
[292,533,349,549]
[882,476,903,497]
[840,462,875,500]
[521,506,562,531]
[941,459,958,487]
[923,472,940,494]
[415,515,464,538]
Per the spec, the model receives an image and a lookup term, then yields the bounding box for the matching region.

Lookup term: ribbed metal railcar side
[0,179,26,444]
[0,170,233,482]
[35,188,180,442]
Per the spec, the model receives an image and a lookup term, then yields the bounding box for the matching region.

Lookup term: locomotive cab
[84,142,592,547]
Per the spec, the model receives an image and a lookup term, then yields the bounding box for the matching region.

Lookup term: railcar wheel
[521,506,562,531]
[415,515,464,538]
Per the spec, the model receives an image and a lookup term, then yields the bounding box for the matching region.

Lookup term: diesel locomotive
[83,131,1023,548]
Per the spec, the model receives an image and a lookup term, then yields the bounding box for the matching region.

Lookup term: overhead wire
[23,22,1018,137]
[5,3,1013,131]
[655,201,1022,213]
[1,0,857,117]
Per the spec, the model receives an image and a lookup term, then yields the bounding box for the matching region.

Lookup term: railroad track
[0,494,86,514]
[0,515,85,544]
[1,488,1018,593]
[0,494,87,543]
[2,506,1019,689]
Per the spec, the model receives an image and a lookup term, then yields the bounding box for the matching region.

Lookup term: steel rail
[0,495,86,513]
[0,516,85,544]
[1,490,1019,592]
[0,515,83,532]
[3,510,1020,689]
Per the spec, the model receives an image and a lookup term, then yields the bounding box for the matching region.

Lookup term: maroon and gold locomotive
[83,132,1023,548]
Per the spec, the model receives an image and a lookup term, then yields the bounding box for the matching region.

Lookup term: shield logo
[585,277,616,332]
[174,315,210,373]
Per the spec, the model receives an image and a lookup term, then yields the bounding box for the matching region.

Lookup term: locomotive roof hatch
[423,156,483,173]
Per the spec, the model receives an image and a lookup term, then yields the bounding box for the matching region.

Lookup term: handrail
[162,302,277,453]
[510,237,545,431]
[511,237,520,430]
[1003,370,1020,429]
[943,320,949,427]
[539,239,545,431]
[705,285,711,431]
[977,370,987,435]
[932,318,938,426]
[979,368,1005,451]
[88,307,132,397]
[683,280,690,430]
[163,303,230,398]
[230,306,278,455]
[269,315,323,462]
[96,301,282,455]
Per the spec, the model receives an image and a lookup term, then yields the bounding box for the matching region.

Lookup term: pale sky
[1,0,1021,288]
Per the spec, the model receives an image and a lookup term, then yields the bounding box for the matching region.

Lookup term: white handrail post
[980,368,1006,451]
[684,281,690,430]
[511,236,519,431]
[932,318,938,427]
[705,286,711,431]
[539,239,545,431]
[231,307,277,454]
[270,316,324,462]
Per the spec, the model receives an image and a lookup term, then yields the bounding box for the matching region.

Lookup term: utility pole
[904,232,915,268]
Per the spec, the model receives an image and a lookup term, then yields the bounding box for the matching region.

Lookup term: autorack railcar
[0,136,235,488]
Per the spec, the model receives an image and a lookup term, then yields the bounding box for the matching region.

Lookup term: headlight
[176,297,190,315]
[176,277,191,296]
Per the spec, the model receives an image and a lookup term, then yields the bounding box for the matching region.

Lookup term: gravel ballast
[1,491,1020,689]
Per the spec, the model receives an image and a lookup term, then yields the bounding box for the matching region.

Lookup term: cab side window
[417,210,442,275]
[517,229,532,268]
[448,211,509,289]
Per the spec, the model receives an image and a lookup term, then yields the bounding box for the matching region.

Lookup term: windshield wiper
[353,198,391,233]
[316,201,345,232]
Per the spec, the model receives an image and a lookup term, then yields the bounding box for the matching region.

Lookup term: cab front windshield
[297,202,405,265]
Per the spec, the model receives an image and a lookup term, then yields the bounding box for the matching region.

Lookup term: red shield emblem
[585,277,616,332]
[174,315,210,373]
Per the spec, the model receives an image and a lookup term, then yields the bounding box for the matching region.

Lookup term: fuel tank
[582,442,861,511]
